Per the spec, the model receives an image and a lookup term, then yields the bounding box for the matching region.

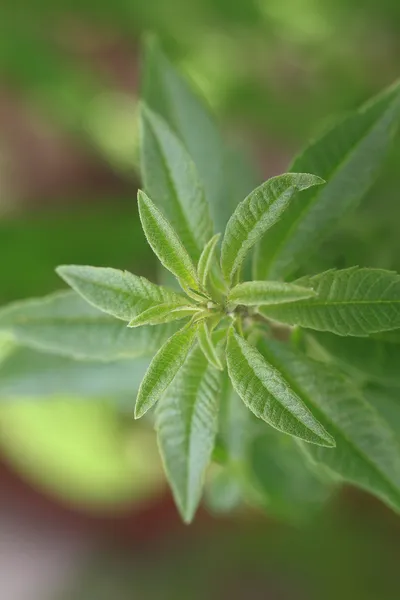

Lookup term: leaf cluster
[1,41,400,523]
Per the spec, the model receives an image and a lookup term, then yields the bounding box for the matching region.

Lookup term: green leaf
[134,323,198,419]
[156,343,222,522]
[310,332,400,388]
[220,173,324,283]
[138,190,199,291]
[228,280,316,307]
[142,38,230,232]
[197,321,223,371]
[259,338,400,513]
[197,233,222,290]
[0,291,176,361]
[260,267,400,336]
[128,303,198,328]
[56,265,188,322]
[225,328,335,447]
[255,80,400,280]
[140,103,213,262]
[0,346,149,400]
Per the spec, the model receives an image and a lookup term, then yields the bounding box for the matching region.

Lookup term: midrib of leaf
[235,336,323,431]
[260,342,400,500]
[145,114,202,258]
[268,95,400,271]
[183,362,213,504]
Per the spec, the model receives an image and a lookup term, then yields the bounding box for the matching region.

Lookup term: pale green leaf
[228,280,316,307]
[140,103,213,261]
[259,338,400,513]
[226,328,335,447]
[128,303,198,328]
[156,343,222,522]
[197,233,221,290]
[0,346,149,400]
[134,322,198,419]
[142,38,233,232]
[197,321,223,371]
[260,267,400,336]
[255,80,400,280]
[138,190,199,290]
[56,265,187,322]
[220,173,324,283]
[0,291,176,360]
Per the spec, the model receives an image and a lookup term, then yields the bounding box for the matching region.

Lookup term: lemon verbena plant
[2,41,400,523]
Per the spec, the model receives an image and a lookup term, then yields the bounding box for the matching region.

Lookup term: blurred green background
[1,1,400,598]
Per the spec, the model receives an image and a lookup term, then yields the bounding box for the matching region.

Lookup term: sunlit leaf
[138,190,199,290]
[128,303,198,328]
[197,321,223,370]
[56,265,187,321]
[221,174,324,283]
[226,328,335,446]
[228,280,316,307]
[135,322,198,418]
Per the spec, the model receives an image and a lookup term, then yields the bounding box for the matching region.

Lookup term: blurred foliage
[0,0,400,526]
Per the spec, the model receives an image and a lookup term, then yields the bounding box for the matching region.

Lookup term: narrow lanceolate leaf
[259,339,400,513]
[156,344,223,522]
[220,173,324,283]
[226,328,334,447]
[197,233,221,289]
[255,80,400,280]
[128,303,198,328]
[56,265,187,321]
[228,280,316,308]
[142,38,229,232]
[197,321,223,370]
[138,190,199,290]
[0,291,176,360]
[260,267,400,337]
[140,104,213,261]
[134,323,198,419]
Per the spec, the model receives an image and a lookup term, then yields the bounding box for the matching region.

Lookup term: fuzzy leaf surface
[140,104,213,261]
[259,338,400,513]
[0,291,175,360]
[221,173,324,283]
[255,80,400,280]
[138,190,199,290]
[228,280,316,307]
[56,265,187,322]
[156,343,222,522]
[134,323,198,418]
[197,321,223,370]
[226,328,335,447]
[197,233,221,290]
[128,303,198,328]
[260,268,400,336]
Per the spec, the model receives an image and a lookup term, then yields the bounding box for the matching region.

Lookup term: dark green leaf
[260,268,400,336]
[255,80,400,280]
